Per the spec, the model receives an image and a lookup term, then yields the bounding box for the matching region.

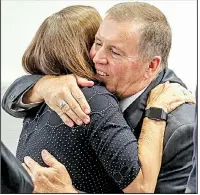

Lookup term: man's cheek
[89,44,96,60]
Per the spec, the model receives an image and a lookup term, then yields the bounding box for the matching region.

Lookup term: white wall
[1,0,197,154]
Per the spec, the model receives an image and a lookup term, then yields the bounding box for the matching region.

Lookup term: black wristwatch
[145,107,168,121]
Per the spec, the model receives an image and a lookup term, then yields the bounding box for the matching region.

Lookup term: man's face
[90,18,149,98]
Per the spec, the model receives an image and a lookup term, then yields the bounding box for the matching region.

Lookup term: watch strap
[145,107,167,121]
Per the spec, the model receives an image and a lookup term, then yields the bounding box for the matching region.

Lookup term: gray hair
[106,2,172,68]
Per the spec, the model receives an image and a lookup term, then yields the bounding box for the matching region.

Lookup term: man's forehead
[96,18,141,44]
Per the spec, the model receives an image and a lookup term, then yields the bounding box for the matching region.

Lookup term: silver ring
[60,100,68,109]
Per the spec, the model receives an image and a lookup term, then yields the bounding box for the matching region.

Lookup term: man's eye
[95,42,101,46]
[111,50,120,56]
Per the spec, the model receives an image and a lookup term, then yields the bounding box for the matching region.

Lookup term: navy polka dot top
[16,83,140,193]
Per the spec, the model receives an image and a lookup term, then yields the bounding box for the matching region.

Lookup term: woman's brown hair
[22,5,102,79]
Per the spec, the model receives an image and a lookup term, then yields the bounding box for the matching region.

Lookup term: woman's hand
[146,81,196,113]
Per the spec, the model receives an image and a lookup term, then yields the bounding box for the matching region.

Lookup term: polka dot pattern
[16,84,140,193]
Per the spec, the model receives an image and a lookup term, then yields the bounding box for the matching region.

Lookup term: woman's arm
[86,82,194,193]
[123,82,195,193]
[124,118,165,193]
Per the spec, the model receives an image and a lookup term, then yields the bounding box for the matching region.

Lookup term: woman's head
[22,5,102,79]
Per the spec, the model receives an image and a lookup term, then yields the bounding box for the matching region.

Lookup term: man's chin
[95,74,107,83]
[105,84,115,94]
[94,75,115,93]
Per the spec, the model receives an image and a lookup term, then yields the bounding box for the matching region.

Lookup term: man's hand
[24,74,94,127]
[147,82,196,113]
[22,150,78,193]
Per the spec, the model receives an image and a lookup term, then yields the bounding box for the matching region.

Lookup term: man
[185,113,197,193]
[2,2,195,193]
[185,87,197,193]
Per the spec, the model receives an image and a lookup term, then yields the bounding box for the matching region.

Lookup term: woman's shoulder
[81,83,120,113]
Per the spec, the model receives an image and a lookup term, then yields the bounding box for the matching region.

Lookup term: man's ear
[144,56,161,79]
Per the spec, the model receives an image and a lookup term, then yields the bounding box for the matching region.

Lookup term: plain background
[1,0,197,155]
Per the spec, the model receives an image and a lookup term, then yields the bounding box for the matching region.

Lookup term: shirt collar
[119,87,147,113]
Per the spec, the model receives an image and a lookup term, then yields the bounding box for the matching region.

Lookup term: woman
[7,5,193,193]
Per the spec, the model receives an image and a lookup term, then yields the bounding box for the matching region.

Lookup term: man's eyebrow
[95,35,125,54]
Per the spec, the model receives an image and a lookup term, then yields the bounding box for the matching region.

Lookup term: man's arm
[185,88,197,193]
[2,75,93,125]
[155,105,195,193]
[185,120,197,193]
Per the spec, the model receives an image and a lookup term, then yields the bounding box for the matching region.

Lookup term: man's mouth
[96,70,109,76]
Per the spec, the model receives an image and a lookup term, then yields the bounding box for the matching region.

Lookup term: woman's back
[16,84,139,193]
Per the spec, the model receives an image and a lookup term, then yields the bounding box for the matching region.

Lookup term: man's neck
[119,87,147,112]
[119,79,152,100]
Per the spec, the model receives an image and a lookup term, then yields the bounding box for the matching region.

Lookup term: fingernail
[84,117,90,124]
[85,109,90,114]
[42,149,48,157]
[24,156,32,164]
[67,121,74,127]
[77,119,83,125]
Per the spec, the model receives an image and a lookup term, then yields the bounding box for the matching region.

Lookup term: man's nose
[93,47,108,65]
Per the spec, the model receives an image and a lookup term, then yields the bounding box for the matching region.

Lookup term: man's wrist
[22,86,44,104]
[33,75,57,102]
[14,86,43,110]
[19,93,42,109]
[22,76,53,104]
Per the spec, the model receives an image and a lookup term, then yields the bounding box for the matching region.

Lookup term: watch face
[150,107,163,119]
